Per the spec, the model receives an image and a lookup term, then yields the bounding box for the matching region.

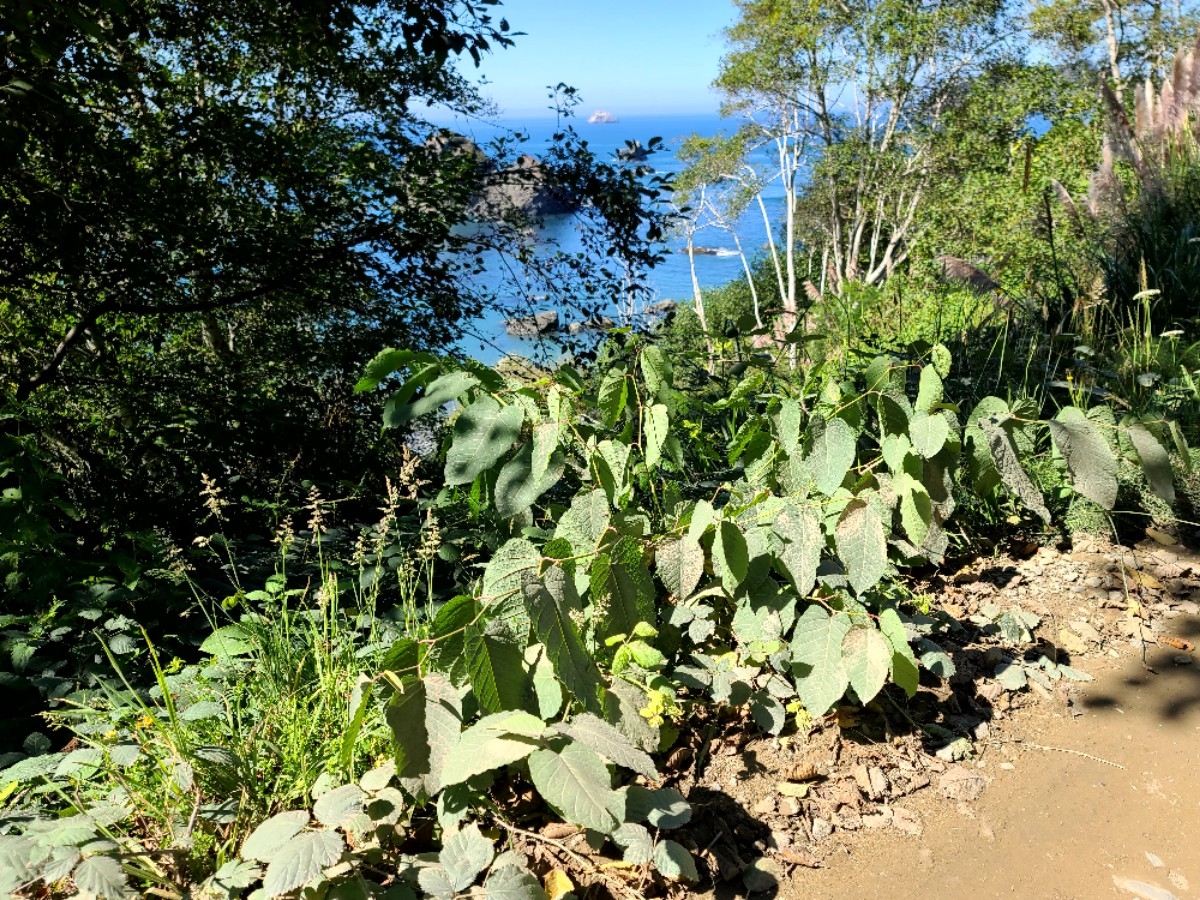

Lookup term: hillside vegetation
[1,0,1199,897]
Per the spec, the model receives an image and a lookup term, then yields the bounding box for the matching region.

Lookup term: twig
[495,817,644,900]
[1004,739,1125,769]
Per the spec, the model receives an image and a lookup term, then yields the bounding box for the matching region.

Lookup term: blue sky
[466,0,735,117]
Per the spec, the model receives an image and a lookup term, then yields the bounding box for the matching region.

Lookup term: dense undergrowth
[5,3,1200,898]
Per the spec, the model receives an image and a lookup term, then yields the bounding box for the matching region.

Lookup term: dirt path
[797,637,1200,899]
[691,538,1200,900]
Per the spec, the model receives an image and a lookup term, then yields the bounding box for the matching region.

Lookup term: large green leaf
[909,412,949,459]
[262,831,344,897]
[356,347,414,392]
[313,784,365,829]
[1126,423,1175,504]
[841,626,891,704]
[525,571,603,712]
[445,396,523,486]
[655,535,705,600]
[774,398,803,457]
[895,472,932,548]
[1048,407,1117,510]
[643,403,669,469]
[789,605,851,715]
[481,538,540,606]
[806,416,856,495]
[399,673,464,799]
[439,824,494,892]
[772,504,822,597]
[527,742,624,833]
[640,345,671,400]
[915,365,943,414]
[464,625,529,714]
[979,414,1051,522]
[485,865,545,900]
[242,811,310,863]
[878,609,918,696]
[386,371,479,427]
[591,536,655,639]
[555,713,657,779]
[713,519,749,594]
[385,678,429,779]
[72,854,130,899]
[834,499,887,595]
[440,711,546,788]
[493,444,565,518]
[597,369,629,427]
[592,439,631,507]
[554,489,612,556]
[965,396,1009,494]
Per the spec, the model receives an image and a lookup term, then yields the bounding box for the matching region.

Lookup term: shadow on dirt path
[792,631,1200,900]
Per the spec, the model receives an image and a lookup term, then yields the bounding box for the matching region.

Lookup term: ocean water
[437,113,788,361]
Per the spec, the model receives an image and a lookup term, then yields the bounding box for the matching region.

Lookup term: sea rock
[427,132,578,219]
[566,315,615,335]
[587,109,619,124]
[644,299,677,318]
[505,310,559,336]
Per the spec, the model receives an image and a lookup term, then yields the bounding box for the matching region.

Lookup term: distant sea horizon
[429,111,786,362]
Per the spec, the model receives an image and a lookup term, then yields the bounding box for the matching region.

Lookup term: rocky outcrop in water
[505,310,559,336]
[427,131,578,220]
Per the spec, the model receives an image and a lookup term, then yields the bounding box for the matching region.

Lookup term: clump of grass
[0,476,441,895]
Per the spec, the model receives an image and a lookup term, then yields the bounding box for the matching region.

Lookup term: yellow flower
[135,714,155,730]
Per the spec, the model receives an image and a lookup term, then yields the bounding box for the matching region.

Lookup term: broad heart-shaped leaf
[242,810,310,862]
[655,535,705,600]
[592,439,632,507]
[772,503,822,597]
[895,472,932,548]
[591,535,655,640]
[878,609,919,697]
[597,369,628,427]
[789,605,851,716]
[312,784,365,829]
[774,398,804,457]
[494,443,565,518]
[909,412,950,459]
[640,344,672,400]
[555,713,657,779]
[1126,423,1175,504]
[979,414,1051,523]
[527,742,624,833]
[262,831,344,897]
[440,823,495,892]
[643,403,669,469]
[485,863,545,900]
[713,519,749,594]
[482,538,541,606]
[965,396,1009,494]
[653,840,699,882]
[386,371,479,427]
[385,677,429,779]
[445,396,524,486]
[399,673,463,800]
[1048,407,1118,510]
[806,416,856,495]
[835,499,888,596]
[841,626,891,704]
[440,710,546,788]
[531,421,561,482]
[525,572,603,713]
[72,854,129,898]
[464,624,529,713]
[554,489,611,556]
[915,364,944,413]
